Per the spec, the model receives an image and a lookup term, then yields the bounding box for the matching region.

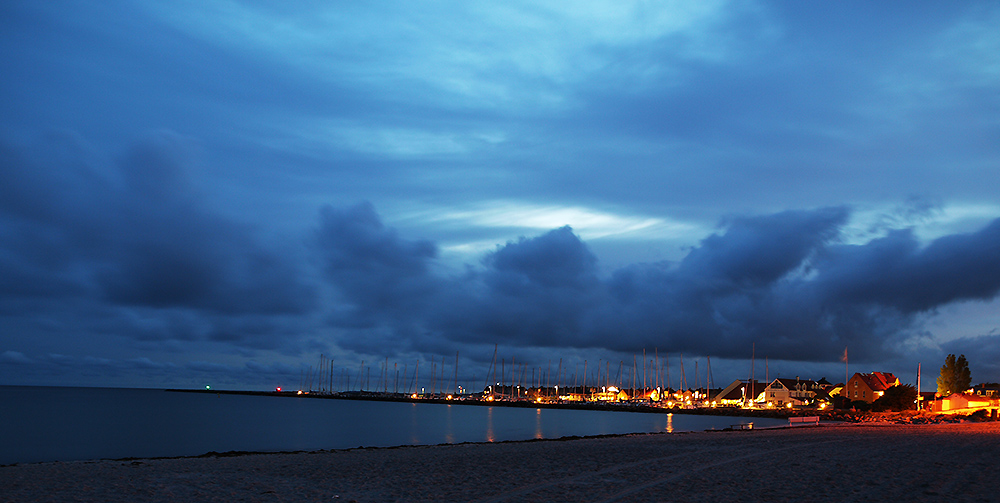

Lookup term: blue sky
[2,1,999,391]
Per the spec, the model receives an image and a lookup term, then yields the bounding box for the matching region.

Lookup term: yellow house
[932,393,997,413]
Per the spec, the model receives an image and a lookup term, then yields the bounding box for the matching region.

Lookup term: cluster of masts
[297,352,463,396]
[292,347,717,406]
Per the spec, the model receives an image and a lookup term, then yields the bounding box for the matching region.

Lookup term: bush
[850,400,871,411]
[872,385,917,412]
[968,409,989,421]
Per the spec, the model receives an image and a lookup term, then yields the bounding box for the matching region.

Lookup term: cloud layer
[312,203,1000,364]
[2,2,999,387]
[2,134,999,385]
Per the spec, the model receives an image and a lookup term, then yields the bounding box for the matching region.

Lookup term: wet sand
[3,422,997,502]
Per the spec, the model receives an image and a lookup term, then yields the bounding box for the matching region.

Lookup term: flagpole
[844,346,848,388]
[917,362,921,411]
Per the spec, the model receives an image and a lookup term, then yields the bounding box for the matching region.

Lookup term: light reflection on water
[410,402,420,444]
[1,386,787,464]
[485,406,495,442]
[444,404,455,444]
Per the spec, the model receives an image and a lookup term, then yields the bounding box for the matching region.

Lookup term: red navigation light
[276,387,282,392]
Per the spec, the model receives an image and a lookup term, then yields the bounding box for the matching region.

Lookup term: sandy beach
[2,422,997,502]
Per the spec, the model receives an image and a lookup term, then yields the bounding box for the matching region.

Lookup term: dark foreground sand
[3,422,998,502]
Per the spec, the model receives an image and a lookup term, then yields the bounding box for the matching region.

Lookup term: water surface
[1,386,784,464]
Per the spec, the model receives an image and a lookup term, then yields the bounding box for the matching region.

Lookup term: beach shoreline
[3,421,997,502]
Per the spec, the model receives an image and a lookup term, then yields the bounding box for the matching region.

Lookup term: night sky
[2,1,999,390]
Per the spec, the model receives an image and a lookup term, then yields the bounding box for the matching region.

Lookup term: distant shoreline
[165,387,818,420]
[166,387,987,425]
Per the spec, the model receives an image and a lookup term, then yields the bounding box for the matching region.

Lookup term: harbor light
[276,387,281,392]
[205,385,211,390]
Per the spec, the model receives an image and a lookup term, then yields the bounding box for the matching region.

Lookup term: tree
[872,384,917,412]
[937,354,971,396]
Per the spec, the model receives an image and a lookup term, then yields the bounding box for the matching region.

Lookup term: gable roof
[853,372,899,392]
[769,378,824,391]
[715,379,767,401]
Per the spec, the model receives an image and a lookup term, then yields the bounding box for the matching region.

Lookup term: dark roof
[769,378,824,391]
[854,372,898,392]
[717,380,767,400]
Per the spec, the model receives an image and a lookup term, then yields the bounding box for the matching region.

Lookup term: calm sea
[0,386,785,464]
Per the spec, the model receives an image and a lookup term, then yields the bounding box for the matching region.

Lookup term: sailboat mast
[606,360,610,391]
[357,360,364,391]
[695,360,699,396]
[707,356,712,396]
[556,358,563,395]
[680,354,686,392]
[655,349,660,392]
[632,355,637,397]
[486,344,497,395]
[546,359,552,397]
[665,352,671,394]
[749,343,755,407]
[642,349,646,394]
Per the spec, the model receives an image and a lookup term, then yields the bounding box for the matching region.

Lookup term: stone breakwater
[823,409,989,424]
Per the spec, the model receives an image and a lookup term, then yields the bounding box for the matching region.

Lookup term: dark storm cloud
[0,133,316,345]
[315,202,439,329]
[816,220,1000,312]
[439,227,605,347]
[311,205,1000,365]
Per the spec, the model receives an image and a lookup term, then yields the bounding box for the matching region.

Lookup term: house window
[854,390,857,398]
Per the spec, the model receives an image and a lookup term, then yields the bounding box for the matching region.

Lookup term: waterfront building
[762,378,828,408]
[712,379,766,407]
[842,372,899,403]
